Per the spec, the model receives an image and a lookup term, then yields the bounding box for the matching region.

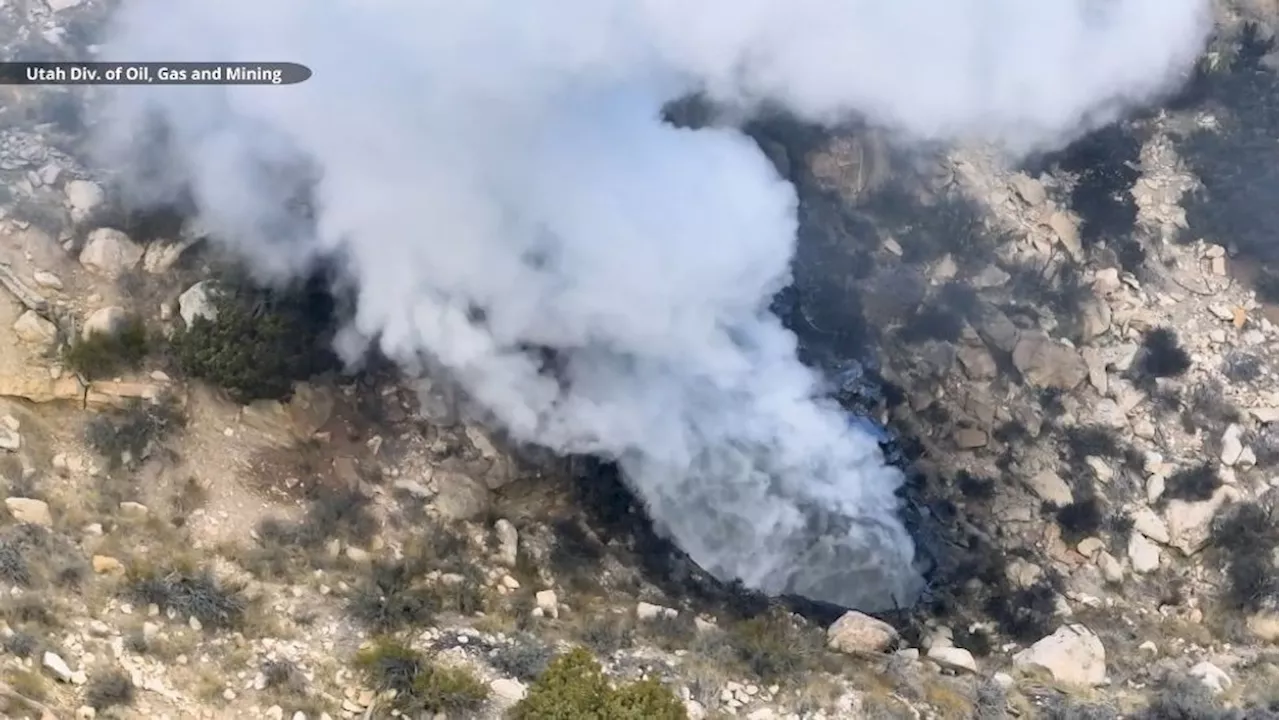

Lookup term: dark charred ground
[1166,21,1279,303]
[554,21,1279,704]
[562,128,1064,630]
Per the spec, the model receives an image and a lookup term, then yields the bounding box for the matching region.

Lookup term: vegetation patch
[489,633,555,682]
[1163,463,1222,504]
[343,525,475,631]
[1133,327,1192,383]
[1131,674,1239,720]
[64,315,151,380]
[511,646,686,720]
[125,565,247,631]
[85,668,136,711]
[1208,501,1279,613]
[0,524,87,591]
[354,638,489,717]
[84,396,185,470]
[348,560,443,633]
[168,271,339,403]
[723,611,824,683]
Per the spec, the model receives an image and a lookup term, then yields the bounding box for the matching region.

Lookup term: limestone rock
[1248,407,1279,424]
[1047,210,1083,260]
[79,228,143,278]
[826,610,898,654]
[32,270,63,290]
[490,678,527,704]
[42,651,71,681]
[1220,424,1246,466]
[85,381,168,409]
[142,239,197,274]
[5,497,52,526]
[1129,506,1170,544]
[432,472,490,520]
[927,646,978,673]
[1011,174,1047,206]
[1127,533,1161,574]
[636,602,678,621]
[13,309,58,346]
[1097,552,1125,584]
[954,427,988,449]
[0,376,86,404]
[92,555,125,574]
[494,518,519,568]
[1013,625,1106,687]
[1190,661,1232,695]
[1013,332,1087,390]
[82,306,129,339]
[976,304,1019,353]
[1078,298,1112,342]
[0,422,19,451]
[178,281,219,327]
[1026,470,1074,507]
[1165,487,1237,555]
[957,344,997,380]
[534,590,558,619]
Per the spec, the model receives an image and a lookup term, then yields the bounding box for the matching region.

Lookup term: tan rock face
[0,375,85,404]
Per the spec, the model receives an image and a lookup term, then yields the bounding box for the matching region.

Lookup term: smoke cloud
[91,0,1210,610]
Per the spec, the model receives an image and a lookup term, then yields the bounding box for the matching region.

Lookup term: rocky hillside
[0,1,1277,719]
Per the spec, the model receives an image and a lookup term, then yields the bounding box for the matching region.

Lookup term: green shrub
[726,612,822,682]
[65,316,150,379]
[354,639,489,716]
[168,274,337,403]
[490,634,554,682]
[510,647,686,720]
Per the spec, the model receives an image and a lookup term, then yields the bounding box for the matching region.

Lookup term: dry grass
[923,677,975,719]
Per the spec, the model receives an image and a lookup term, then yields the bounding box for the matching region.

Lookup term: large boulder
[1012,332,1088,390]
[1013,625,1107,687]
[79,228,144,279]
[826,610,898,654]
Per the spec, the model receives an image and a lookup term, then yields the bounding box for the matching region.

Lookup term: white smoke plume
[91,0,1210,611]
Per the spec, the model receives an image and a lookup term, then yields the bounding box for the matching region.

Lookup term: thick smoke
[91,0,1209,611]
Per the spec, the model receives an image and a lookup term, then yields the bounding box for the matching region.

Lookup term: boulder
[1013,625,1106,687]
[79,228,143,278]
[1013,332,1087,390]
[826,610,898,654]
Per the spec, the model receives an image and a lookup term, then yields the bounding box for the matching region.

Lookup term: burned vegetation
[1170,22,1279,300]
